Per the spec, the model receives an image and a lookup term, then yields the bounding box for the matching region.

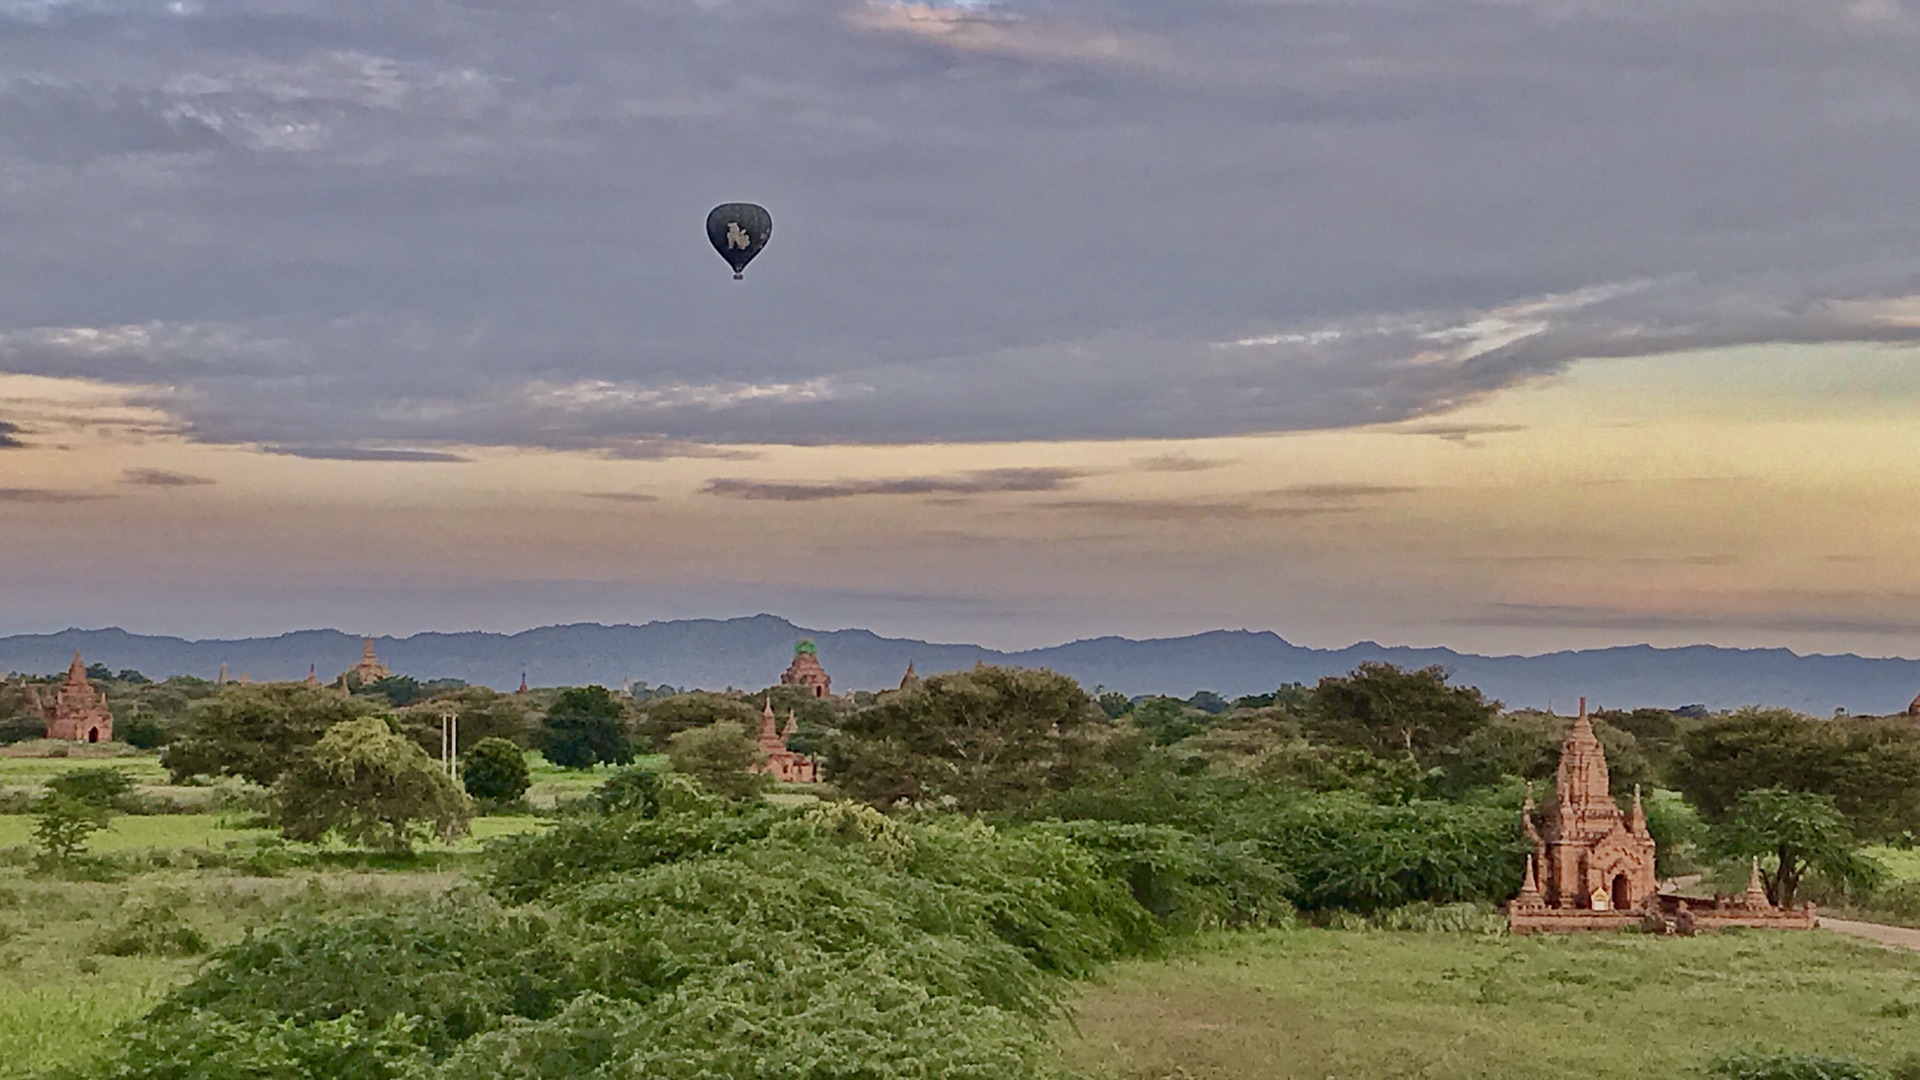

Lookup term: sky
[2,0,1919,655]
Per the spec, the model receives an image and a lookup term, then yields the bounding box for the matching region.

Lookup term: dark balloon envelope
[706,203,772,280]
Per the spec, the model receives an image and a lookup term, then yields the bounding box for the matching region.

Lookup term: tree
[1186,690,1231,716]
[32,792,108,864]
[636,692,759,752]
[1096,691,1132,720]
[46,768,138,811]
[827,665,1109,814]
[395,688,537,758]
[1133,696,1209,746]
[541,686,634,770]
[273,716,470,853]
[161,685,378,786]
[1712,788,1882,908]
[462,738,531,805]
[1306,663,1500,768]
[1674,709,1920,840]
[667,721,770,799]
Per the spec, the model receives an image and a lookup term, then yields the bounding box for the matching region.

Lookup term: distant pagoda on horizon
[779,639,832,699]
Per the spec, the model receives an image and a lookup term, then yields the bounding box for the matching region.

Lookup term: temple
[43,652,114,743]
[1509,697,1815,934]
[898,661,920,691]
[339,637,392,687]
[755,699,819,783]
[779,640,832,698]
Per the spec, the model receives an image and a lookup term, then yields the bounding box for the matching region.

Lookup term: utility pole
[440,709,458,784]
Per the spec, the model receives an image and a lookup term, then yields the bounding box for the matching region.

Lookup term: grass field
[1869,845,1920,884]
[0,869,465,1078]
[0,812,547,857]
[1057,929,1920,1080]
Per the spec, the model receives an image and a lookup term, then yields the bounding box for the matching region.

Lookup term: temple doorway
[1612,874,1631,911]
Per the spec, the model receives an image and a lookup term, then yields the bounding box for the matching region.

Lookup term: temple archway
[87,727,99,744]
[1612,873,1631,911]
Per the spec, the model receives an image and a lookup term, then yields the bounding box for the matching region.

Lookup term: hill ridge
[3,618,1917,714]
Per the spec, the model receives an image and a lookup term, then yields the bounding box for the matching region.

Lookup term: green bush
[460,737,530,805]
[1707,1049,1888,1080]
[46,769,138,811]
[93,896,208,958]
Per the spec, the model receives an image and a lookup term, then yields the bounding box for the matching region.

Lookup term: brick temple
[755,699,818,783]
[779,640,832,698]
[42,652,114,743]
[1508,697,1814,934]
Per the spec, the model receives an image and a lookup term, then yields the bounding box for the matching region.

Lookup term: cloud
[703,467,1086,501]
[1031,498,1361,522]
[1448,601,1920,637]
[0,421,23,448]
[1391,422,1528,444]
[602,439,761,462]
[582,491,660,503]
[0,1,1917,453]
[0,488,110,503]
[262,446,471,463]
[1268,483,1422,499]
[121,468,216,486]
[1133,454,1234,473]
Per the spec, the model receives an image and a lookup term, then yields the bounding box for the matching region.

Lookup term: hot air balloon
[707,203,772,280]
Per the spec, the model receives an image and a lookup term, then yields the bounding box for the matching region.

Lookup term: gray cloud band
[1,1,1917,452]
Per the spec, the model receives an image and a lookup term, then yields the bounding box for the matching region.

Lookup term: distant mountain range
[4,615,1919,715]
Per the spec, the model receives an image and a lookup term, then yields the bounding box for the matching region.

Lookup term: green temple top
[794,640,817,655]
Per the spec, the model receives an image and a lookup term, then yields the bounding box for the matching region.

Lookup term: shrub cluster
[68,793,1178,1079]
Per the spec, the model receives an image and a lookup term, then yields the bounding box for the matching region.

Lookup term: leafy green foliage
[586,765,663,817]
[395,689,537,756]
[1307,663,1500,768]
[634,692,759,752]
[460,738,530,805]
[539,686,633,770]
[272,716,471,853]
[1675,709,1920,840]
[161,685,378,786]
[828,665,1110,813]
[46,768,139,811]
[1096,691,1132,719]
[1133,696,1209,745]
[32,791,109,864]
[87,1011,429,1080]
[118,716,170,750]
[1707,1049,1889,1080]
[1186,690,1230,715]
[665,721,769,798]
[1712,788,1882,907]
[93,895,208,957]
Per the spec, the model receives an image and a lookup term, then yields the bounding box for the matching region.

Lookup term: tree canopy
[462,737,532,805]
[541,686,635,770]
[666,721,770,799]
[1306,663,1501,769]
[161,685,379,786]
[273,715,470,853]
[1674,708,1920,840]
[827,665,1110,814]
[1710,787,1881,908]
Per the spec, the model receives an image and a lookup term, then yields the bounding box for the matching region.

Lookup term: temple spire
[1629,784,1647,835]
[66,651,88,685]
[1745,856,1771,908]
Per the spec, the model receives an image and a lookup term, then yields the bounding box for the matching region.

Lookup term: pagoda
[339,637,392,687]
[1509,697,1814,934]
[755,699,818,783]
[779,640,832,698]
[44,652,113,743]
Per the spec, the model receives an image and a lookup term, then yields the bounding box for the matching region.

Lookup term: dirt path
[1820,917,1920,952]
